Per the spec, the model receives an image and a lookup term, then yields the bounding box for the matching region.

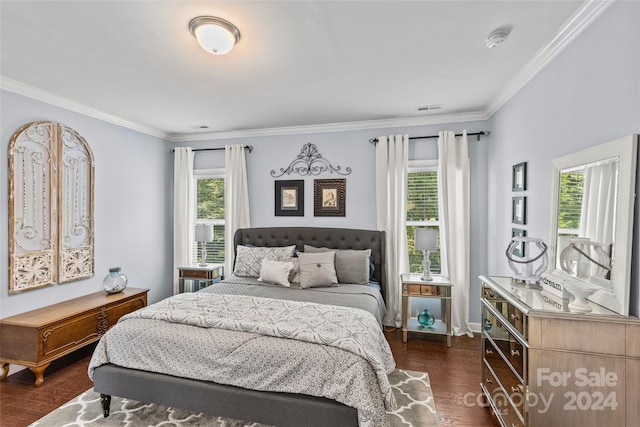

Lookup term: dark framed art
[314,179,346,217]
[512,161,527,191]
[512,196,526,225]
[512,228,527,257]
[275,180,304,216]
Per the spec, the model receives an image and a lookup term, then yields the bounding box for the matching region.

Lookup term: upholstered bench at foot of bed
[93,364,359,427]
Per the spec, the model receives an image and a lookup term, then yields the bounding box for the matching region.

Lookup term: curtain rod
[368,131,488,145]
[171,145,253,153]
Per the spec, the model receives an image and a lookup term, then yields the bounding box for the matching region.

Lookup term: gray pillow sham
[303,245,371,285]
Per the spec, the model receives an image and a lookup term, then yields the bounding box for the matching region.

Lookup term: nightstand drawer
[421,285,441,296]
[180,269,210,279]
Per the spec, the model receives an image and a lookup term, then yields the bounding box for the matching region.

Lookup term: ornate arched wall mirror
[8,121,95,293]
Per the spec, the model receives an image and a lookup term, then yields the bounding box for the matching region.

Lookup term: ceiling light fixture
[485,27,511,49]
[189,16,241,55]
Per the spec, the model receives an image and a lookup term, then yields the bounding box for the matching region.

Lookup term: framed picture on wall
[512,196,526,225]
[511,228,527,257]
[314,179,346,217]
[512,162,527,191]
[275,180,304,216]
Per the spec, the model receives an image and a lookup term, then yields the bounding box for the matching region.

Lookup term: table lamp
[415,228,438,281]
[195,224,214,266]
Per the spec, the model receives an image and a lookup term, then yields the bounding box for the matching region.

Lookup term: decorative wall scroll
[314,179,346,217]
[275,180,304,216]
[8,121,95,293]
[270,143,352,177]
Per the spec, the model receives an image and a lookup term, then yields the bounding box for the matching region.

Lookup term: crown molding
[2,0,610,143]
[0,77,168,140]
[166,111,489,142]
[484,0,614,117]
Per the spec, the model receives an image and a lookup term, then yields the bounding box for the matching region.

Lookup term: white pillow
[298,251,338,289]
[258,259,294,287]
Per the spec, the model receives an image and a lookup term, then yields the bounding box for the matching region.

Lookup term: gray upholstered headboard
[233,227,386,298]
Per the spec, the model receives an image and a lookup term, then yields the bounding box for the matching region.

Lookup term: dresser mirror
[546,134,637,315]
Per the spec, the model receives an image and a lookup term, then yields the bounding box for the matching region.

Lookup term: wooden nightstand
[401,273,452,346]
[178,264,224,293]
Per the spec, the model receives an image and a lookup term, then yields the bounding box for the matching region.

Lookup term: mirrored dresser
[480,275,640,427]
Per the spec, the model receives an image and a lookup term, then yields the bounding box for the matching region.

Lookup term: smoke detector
[485,27,511,48]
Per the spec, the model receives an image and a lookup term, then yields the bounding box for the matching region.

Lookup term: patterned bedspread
[89,292,396,426]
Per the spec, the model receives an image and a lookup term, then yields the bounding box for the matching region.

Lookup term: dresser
[480,276,640,427]
[0,288,148,386]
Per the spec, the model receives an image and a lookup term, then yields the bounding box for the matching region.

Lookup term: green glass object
[483,318,492,331]
[417,309,435,328]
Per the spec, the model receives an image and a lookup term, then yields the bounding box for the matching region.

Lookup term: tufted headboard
[233,227,386,298]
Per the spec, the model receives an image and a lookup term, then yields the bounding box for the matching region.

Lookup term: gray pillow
[298,251,338,289]
[234,245,296,277]
[304,245,371,285]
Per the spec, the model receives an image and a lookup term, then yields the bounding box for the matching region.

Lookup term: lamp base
[421,250,433,282]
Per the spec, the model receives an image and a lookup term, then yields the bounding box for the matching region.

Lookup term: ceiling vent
[416,104,442,112]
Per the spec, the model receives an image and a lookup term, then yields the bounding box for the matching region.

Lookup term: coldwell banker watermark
[464,367,618,414]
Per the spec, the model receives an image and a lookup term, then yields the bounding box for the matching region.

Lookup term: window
[406,161,441,275]
[192,170,225,264]
[557,171,585,239]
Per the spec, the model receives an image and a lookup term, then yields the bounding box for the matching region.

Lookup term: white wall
[176,120,489,323]
[487,1,640,315]
[0,90,173,320]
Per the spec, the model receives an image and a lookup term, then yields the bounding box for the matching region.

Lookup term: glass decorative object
[417,309,435,328]
[103,267,127,294]
[505,236,548,285]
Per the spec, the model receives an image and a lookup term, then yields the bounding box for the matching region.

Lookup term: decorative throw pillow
[282,256,302,283]
[233,245,296,277]
[304,245,371,285]
[298,251,338,289]
[258,259,293,287]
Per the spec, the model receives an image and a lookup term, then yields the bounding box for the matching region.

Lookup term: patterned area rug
[29,369,437,427]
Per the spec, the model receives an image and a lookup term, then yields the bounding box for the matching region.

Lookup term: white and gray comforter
[89,291,396,426]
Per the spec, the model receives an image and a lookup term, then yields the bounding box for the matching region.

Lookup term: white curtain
[579,161,616,249]
[438,131,473,337]
[376,135,410,327]
[173,147,194,295]
[224,145,251,276]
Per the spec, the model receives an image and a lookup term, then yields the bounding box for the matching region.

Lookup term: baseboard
[469,322,481,334]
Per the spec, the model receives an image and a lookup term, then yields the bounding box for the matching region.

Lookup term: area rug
[29,369,438,427]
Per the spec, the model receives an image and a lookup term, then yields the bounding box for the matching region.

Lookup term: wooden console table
[0,287,148,386]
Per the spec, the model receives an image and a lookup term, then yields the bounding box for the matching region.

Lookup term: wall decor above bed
[314,179,346,217]
[270,143,351,177]
[8,121,95,293]
[274,180,304,216]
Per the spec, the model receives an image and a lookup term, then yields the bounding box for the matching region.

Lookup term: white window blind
[406,165,441,274]
[192,173,225,264]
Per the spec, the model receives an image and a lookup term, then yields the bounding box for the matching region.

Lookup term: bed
[90,227,392,427]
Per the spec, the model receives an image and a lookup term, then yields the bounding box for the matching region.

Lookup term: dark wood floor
[0,330,500,427]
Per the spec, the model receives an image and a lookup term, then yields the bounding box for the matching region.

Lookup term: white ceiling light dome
[189,16,241,55]
[485,27,511,49]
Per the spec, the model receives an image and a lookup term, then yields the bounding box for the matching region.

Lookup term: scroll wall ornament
[270,143,352,177]
[8,121,95,293]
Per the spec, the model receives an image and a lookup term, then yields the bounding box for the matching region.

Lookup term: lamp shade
[195,224,214,242]
[415,228,438,251]
[189,16,241,55]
